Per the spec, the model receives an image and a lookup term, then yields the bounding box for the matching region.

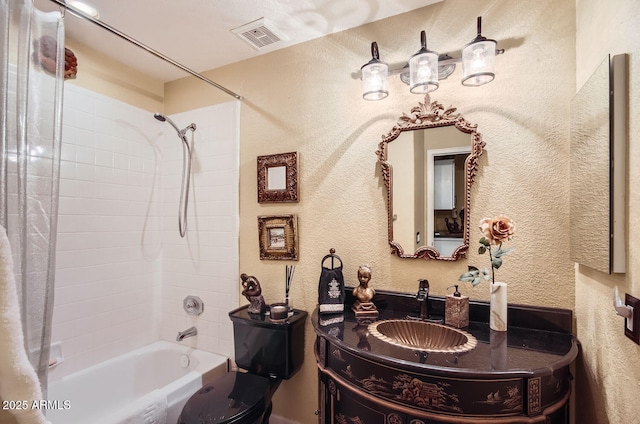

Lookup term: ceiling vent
[231,18,288,51]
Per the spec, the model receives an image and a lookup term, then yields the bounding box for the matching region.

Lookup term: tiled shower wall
[157,106,239,357]
[50,83,239,379]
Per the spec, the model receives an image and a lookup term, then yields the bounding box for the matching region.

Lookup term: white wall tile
[51,86,239,378]
[158,103,240,357]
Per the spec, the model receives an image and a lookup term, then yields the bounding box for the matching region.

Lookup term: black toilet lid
[178,372,275,424]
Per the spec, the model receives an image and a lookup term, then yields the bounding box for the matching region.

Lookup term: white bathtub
[46,341,228,424]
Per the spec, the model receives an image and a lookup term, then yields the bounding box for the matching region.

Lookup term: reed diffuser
[284,265,295,310]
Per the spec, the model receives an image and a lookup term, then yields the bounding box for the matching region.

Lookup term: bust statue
[352,265,378,318]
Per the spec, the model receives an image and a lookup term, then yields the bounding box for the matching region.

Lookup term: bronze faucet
[408,279,443,323]
[416,279,430,320]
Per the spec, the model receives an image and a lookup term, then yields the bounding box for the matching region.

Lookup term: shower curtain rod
[48,0,243,100]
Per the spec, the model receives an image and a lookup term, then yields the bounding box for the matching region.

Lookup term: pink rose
[479,215,515,245]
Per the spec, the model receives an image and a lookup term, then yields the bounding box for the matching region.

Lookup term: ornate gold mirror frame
[257,152,299,203]
[376,95,485,260]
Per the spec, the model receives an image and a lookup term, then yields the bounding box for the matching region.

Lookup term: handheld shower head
[153,112,197,238]
[154,112,184,136]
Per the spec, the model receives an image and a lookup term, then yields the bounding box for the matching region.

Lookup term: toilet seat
[178,371,280,424]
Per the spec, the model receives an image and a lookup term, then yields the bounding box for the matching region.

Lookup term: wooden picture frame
[258,215,298,260]
[257,152,298,203]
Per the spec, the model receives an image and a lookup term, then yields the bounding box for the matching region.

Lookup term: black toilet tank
[229,306,307,379]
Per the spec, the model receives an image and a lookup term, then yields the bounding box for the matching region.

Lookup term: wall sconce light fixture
[361,42,389,100]
[462,17,498,86]
[408,30,439,94]
[360,17,505,100]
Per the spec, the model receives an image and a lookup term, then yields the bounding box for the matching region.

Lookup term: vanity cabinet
[313,290,578,424]
[433,158,455,210]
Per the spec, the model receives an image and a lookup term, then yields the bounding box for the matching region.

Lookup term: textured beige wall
[164,0,577,421]
[574,0,640,422]
[167,0,576,302]
[63,39,164,112]
[11,14,165,109]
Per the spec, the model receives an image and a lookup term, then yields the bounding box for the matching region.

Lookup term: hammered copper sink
[368,319,478,353]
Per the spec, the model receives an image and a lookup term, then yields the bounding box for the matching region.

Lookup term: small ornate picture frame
[258,215,298,260]
[257,152,298,203]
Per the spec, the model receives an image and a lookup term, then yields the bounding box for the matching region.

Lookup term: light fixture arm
[371,41,380,60]
[411,30,434,58]
[362,42,384,68]
[467,16,494,46]
[476,16,484,38]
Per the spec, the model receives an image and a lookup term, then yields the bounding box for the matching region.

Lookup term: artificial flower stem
[488,244,495,284]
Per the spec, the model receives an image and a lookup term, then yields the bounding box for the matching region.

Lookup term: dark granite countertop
[312,288,579,379]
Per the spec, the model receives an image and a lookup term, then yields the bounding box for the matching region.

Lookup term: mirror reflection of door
[429,150,470,256]
[387,126,470,258]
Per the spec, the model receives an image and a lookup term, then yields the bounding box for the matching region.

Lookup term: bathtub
[46,341,228,424]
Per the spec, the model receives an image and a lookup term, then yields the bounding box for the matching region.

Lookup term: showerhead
[154,112,181,135]
[153,112,195,136]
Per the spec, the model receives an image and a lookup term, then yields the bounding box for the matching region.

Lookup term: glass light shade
[67,0,100,18]
[362,61,389,101]
[409,51,439,93]
[461,39,497,86]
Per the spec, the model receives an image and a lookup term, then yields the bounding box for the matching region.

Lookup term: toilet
[178,305,307,424]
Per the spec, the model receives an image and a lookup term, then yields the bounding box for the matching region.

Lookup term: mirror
[570,54,627,274]
[377,95,485,260]
[257,152,299,203]
[267,166,287,190]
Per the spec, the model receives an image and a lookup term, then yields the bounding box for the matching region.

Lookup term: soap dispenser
[445,284,469,328]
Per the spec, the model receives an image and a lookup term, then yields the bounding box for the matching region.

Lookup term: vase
[490,282,508,331]
[490,329,508,369]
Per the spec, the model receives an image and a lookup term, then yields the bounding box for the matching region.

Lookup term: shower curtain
[0,0,65,395]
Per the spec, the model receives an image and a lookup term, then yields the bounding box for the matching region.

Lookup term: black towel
[318,265,345,314]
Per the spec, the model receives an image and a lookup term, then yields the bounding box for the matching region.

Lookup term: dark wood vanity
[313,289,579,423]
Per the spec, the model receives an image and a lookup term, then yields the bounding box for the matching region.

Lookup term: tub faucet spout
[176,326,197,342]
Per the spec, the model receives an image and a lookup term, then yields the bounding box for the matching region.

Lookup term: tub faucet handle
[183,296,204,316]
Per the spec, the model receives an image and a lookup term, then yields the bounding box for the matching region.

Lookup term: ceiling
[34,0,442,83]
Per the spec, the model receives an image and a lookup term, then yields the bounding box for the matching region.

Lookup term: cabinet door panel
[434,158,455,210]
